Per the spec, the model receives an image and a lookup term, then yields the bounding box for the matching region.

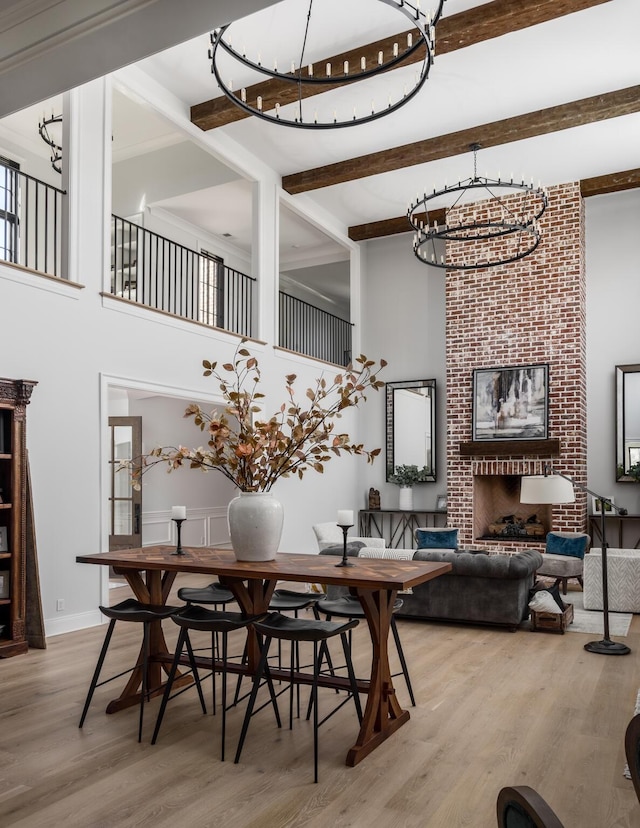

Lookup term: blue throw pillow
[415,528,458,550]
[545,533,588,559]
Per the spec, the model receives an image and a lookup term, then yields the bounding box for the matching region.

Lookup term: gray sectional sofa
[397,548,543,630]
[319,546,543,630]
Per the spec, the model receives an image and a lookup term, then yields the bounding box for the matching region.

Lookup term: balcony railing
[0,161,66,278]
[279,292,352,367]
[111,215,255,337]
[111,216,352,364]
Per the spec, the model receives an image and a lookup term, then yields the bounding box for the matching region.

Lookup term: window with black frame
[0,157,19,265]
[199,249,225,329]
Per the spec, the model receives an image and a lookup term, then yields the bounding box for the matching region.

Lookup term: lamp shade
[520,474,575,504]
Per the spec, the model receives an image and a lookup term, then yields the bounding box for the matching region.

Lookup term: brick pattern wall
[445,182,587,552]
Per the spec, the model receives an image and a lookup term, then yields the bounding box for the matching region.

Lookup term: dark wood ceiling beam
[349,209,445,242]
[284,85,640,194]
[436,0,610,53]
[580,168,640,197]
[349,168,640,241]
[191,0,611,131]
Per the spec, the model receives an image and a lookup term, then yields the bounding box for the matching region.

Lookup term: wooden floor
[1,577,639,828]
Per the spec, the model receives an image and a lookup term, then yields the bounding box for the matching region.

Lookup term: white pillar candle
[171,505,186,520]
[337,509,353,526]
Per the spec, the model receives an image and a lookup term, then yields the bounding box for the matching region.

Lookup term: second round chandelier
[408,143,549,270]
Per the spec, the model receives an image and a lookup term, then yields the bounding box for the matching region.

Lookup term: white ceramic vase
[398,485,413,511]
[227,492,284,561]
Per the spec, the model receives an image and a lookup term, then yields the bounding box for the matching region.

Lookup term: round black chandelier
[38,113,62,174]
[408,143,549,270]
[208,0,446,129]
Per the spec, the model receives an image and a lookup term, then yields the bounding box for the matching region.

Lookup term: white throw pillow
[359,548,415,593]
[529,590,563,614]
[359,548,414,560]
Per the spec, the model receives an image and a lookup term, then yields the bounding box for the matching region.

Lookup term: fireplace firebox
[473,475,551,542]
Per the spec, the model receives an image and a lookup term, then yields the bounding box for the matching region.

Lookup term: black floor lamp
[521,464,630,656]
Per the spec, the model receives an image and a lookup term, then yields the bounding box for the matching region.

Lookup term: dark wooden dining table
[76,545,451,766]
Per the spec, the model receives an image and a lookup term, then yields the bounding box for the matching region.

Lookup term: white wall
[586,188,640,514]
[357,233,447,514]
[280,261,350,320]
[112,142,240,219]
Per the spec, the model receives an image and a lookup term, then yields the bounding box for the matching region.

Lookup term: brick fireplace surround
[446,182,587,553]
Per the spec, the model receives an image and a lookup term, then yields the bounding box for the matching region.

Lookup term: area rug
[564,590,633,637]
[529,583,634,637]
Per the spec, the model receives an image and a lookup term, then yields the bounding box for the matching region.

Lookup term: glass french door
[108,416,142,551]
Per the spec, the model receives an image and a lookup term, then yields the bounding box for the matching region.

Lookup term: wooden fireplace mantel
[459,439,561,457]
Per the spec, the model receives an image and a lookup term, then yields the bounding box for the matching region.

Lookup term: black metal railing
[279,292,352,367]
[0,161,66,278]
[110,215,255,337]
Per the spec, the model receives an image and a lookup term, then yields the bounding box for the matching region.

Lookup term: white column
[349,243,362,360]
[252,177,279,344]
[65,76,111,290]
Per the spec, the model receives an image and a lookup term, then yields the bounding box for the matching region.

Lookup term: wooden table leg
[105,568,191,714]
[219,576,276,670]
[345,587,409,766]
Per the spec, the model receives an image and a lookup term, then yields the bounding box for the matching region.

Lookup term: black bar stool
[234,588,326,707]
[177,581,235,608]
[267,588,329,712]
[269,587,323,617]
[316,595,416,706]
[178,581,236,665]
[151,605,281,760]
[234,612,362,783]
[79,598,181,742]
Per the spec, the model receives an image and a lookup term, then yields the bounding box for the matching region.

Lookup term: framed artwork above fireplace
[472,364,549,441]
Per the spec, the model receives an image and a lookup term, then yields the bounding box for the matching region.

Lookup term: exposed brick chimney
[445,182,587,552]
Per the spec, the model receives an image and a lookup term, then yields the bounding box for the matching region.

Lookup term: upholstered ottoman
[537,554,584,592]
[583,548,640,613]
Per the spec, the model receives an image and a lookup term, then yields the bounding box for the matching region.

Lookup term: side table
[587,514,640,550]
[358,509,447,549]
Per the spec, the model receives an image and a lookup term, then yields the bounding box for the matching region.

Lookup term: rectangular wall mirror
[616,363,640,481]
[386,379,436,482]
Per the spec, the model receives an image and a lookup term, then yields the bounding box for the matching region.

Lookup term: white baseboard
[45,609,105,637]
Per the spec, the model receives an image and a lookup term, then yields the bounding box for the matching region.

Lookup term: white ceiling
[133,0,640,228]
[1,0,638,305]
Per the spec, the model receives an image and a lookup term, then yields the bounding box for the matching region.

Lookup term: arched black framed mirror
[616,364,640,481]
[386,379,436,482]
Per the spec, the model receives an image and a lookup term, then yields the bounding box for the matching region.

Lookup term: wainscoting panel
[141,507,231,548]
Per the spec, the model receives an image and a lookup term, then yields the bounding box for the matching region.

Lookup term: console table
[588,514,640,550]
[359,509,447,549]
